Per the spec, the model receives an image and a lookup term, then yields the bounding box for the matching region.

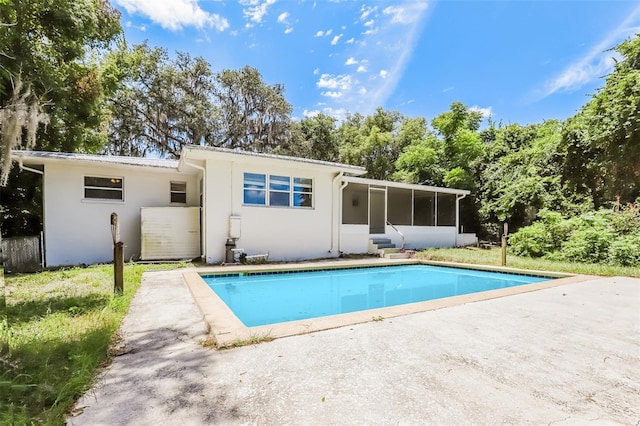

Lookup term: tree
[480,120,571,230]
[214,66,292,152]
[0,0,121,185]
[103,43,218,157]
[337,108,408,179]
[561,34,640,206]
[299,113,339,162]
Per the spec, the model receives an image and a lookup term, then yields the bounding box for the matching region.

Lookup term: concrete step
[370,238,392,245]
[375,243,396,249]
[383,250,416,259]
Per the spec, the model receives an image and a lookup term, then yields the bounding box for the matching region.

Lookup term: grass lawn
[417,247,640,278]
[1,262,190,425]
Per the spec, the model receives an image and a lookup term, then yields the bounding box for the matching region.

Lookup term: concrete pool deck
[68,260,640,425]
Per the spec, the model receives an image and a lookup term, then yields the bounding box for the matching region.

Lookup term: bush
[509,222,551,257]
[607,235,640,266]
[556,227,614,263]
[508,204,640,265]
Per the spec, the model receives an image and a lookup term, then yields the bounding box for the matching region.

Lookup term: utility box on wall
[141,207,201,260]
[229,215,241,239]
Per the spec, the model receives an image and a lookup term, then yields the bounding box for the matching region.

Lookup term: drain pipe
[183,158,207,262]
[330,172,345,254]
[18,157,44,175]
[455,193,467,246]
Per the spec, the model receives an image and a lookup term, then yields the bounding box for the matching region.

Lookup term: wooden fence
[2,235,42,273]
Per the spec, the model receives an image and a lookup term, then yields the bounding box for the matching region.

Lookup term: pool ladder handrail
[385,220,405,251]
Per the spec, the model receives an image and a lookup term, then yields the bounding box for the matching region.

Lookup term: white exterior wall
[42,162,198,266]
[203,158,340,263]
[339,225,458,254]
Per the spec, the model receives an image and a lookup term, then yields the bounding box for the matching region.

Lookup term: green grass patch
[417,247,640,277]
[1,262,191,425]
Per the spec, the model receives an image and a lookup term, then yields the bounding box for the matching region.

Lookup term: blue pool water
[202,265,549,327]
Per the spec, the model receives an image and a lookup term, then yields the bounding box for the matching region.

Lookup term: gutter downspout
[17,156,46,267]
[330,172,345,254]
[183,158,207,262]
[18,157,44,175]
[455,193,467,246]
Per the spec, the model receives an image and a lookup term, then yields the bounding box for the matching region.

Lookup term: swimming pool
[202,264,549,327]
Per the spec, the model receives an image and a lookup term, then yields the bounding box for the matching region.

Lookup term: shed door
[369,188,386,234]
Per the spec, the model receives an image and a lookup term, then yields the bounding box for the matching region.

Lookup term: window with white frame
[243,173,312,208]
[170,181,187,203]
[84,176,124,201]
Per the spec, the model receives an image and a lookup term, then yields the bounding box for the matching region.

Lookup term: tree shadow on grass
[5,294,112,325]
[1,323,117,424]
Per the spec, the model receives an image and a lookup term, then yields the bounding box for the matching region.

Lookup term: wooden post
[111,213,124,294]
[114,241,124,294]
[501,222,508,266]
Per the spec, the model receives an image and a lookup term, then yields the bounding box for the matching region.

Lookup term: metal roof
[12,150,179,169]
[343,175,471,195]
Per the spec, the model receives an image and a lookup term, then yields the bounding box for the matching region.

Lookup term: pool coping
[182,258,595,348]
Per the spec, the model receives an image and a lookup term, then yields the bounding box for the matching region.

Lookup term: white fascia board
[343,175,471,195]
[181,145,366,176]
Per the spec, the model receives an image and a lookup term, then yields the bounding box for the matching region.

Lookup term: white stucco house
[11,146,477,267]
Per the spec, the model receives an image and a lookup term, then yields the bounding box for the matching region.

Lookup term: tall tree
[338,107,407,179]
[0,0,121,185]
[214,66,292,152]
[103,43,218,157]
[560,34,640,206]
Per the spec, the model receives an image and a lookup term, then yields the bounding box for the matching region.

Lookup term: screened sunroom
[339,176,477,254]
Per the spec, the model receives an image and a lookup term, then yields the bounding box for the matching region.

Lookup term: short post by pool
[501,222,508,266]
[111,212,124,294]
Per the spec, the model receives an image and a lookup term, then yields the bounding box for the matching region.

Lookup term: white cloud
[315,29,333,37]
[313,68,320,75]
[277,11,289,23]
[115,0,229,31]
[242,0,276,24]
[379,70,388,79]
[331,34,343,45]
[303,109,320,118]
[357,65,367,73]
[345,37,355,44]
[383,4,428,24]
[321,91,343,98]
[284,27,294,34]
[537,3,640,99]
[442,86,454,93]
[364,19,374,27]
[360,5,377,21]
[362,28,377,36]
[469,105,493,118]
[345,57,358,65]
[321,107,349,121]
[317,73,352,91]
[358,87,367,95]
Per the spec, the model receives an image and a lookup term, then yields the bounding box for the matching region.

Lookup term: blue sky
[114,0,640,126]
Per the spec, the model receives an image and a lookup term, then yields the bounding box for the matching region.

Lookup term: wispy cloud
[311,1,431,119]
[277,10,293,33]
[115,0,229,31]
[315,29,333,37]
[536,3,640,100]
[383,4,428,24]
[241,0,276,24]
[331,34,343,45]
[469,105,493,118]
